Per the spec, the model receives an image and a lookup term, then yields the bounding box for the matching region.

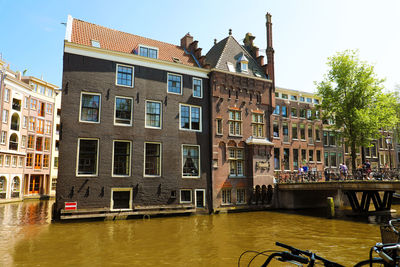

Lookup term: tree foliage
[316,50,398,170]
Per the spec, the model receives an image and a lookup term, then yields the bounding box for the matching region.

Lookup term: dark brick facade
[56,53,210,214]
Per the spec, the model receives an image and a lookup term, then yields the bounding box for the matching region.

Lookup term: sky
[1,0,399,93]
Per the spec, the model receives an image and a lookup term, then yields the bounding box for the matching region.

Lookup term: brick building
[206,14,275,212]
[0,59,58,202]
[272,87,324,176]
[55,16,210,218]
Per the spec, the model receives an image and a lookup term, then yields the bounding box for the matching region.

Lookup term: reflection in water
[0,201,397,266]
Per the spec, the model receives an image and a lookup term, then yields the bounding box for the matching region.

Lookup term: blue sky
[1,0,399,92]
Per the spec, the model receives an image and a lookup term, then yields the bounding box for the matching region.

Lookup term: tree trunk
[351,142,357,173]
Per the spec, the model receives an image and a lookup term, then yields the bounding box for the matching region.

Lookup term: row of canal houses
[55,14,397,219]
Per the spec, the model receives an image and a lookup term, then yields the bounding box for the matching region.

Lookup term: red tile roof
[71,18,198,67]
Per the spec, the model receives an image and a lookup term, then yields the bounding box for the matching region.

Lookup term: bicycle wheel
[354,257,386,266]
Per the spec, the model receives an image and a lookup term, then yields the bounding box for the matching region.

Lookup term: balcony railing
[9,142,18,151]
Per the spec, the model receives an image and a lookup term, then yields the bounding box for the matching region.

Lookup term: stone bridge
[276,181,400,213]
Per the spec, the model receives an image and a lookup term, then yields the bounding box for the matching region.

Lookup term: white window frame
[79,92,101,124]
[24,97,29,109]
[4,89,9,102]
[76,138,99,177]
[192,78,203,98]
[143,142,162,177]
[145,100,162,129]
[111,140,132,177]
[221,188,232,205]
[181,144,200,178]
[138,45,159,59]
[5,155,11,167]
[179,189,192,204]
[167,73,183,95]
[115,64,134,88]
[23,116,27,128]
[18,157,23,168]
[114,96,133,126]
[1,131,6,144]
[216,118,223,135]
[2,109,8,123]
[110,188,133,211]
[236,188,246,205]
[194,189,206,208]
[179,104,202,132]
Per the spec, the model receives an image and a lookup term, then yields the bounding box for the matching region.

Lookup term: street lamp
[386,135,392,170]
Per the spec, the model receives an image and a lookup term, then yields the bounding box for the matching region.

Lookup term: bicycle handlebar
[389,219,400,235]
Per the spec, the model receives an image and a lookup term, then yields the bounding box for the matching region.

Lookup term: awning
[245,136,274,146]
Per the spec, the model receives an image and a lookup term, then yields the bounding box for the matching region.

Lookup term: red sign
[65,202,77,211]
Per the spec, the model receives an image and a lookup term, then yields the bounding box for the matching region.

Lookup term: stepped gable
[205,35,267,79]
[70,18,198,67]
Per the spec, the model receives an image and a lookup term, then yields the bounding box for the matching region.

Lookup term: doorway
[29,175,41,194]
[195,189,205,208]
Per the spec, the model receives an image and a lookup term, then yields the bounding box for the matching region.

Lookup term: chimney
[265,12,275,86]
[180,33,193,51]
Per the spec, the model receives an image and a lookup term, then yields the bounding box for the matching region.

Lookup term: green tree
[316,50,398,171]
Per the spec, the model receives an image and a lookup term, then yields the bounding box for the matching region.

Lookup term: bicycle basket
[380,222,400,243]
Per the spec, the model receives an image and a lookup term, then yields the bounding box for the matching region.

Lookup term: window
[0,155,3,166]
[329,132,336,146]
[323,131,328,145]
[115,97,133,126]
[5,156,10,167]
[77,139,99,176]
[38,102,45,117]
[2,109,8,123]
[193,78,202,98]
[292,123,298,140]
[309,150,314,162]
[283,148,290,170]
[315,128,321,142]
[300,96,305,102]
[237,188,246,204]
[317,150,321,162]
[314,99,319,104]
[300,124,305,140]
[21,136,26,148]
[24,97,28,109]
[111,188,132,210]
[40,86,46,94]
[36,137,43,151]
[275,92,279,98]
[28,135,34,149]
[30,99,37,110]
[4,89,9,102]
[51,178,57,191]
[46,103,53,114]
[18,157,23,167]
[274,148,280,170]
[144,142,161,176]
[182,145,200,177]
[283,123,289,143]
[282,106,287,117]
[167,73,182,94]
[29,118,35,131]
[54,157,59,168]
[116,64,134,87]
[299,109,306,118]
[180,104,201,131]
[44,138,50,151]
[139,45,158,59]
[43,155,49,168]
[281,94,288,99]
[46,88,53,97]
[45,121,52,134]
[26,153,33,167]
[180,189,192,203]
[80,93,101,123]
[229,110,242,136]
[12,156,17,167]
[229,148,244,176]
[324,152,329,166]
[273,121,279,138]
[273,105,280,115]
[1,131,6,144]
[9,134,18,150]
[252,113,264,137]
[37,119,44,134]
[23,116,27,128]
[308,125,313,144]
[91,40,100,48]
[216,118,223,135]
[306,97,312,103]
[34,154,42,169]
[301,149,307,164]
[222,189,231,204]
[291,107,297,117]
[113,141,131,176]
[293,149,299,170]
[291,95,297,101]
[145,101,162,129]
[12,98,21,111]
[307,110,312,120]
[330,152,337,167]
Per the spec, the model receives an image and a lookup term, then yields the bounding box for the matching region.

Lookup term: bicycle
[238,219,400,266]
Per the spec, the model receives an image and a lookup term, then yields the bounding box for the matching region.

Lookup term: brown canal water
[0,200,396,267]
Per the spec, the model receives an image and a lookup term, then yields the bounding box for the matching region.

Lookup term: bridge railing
[275,171,323,183]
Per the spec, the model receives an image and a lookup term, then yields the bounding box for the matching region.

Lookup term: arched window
[12,177,20,192]
[9,133,18,150]
[11,113,20,131]
[0,176,6,198]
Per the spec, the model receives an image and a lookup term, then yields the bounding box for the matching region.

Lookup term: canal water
[0,200,395,266]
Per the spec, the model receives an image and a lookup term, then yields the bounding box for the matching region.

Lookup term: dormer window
[91,40,100,48]
[139,45,158,59]
[238,53,248,73]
